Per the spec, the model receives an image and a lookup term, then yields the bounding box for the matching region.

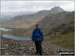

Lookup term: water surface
[0,28,31,40]
[3,34,31,40]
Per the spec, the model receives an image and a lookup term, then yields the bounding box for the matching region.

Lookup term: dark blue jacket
[32,28,44,41]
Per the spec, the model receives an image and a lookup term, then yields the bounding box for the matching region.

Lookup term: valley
[1,6,74,55]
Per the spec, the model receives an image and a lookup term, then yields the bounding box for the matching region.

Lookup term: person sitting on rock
[32,24,44,55]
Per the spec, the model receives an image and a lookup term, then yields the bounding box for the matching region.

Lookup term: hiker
[32,24,44,55]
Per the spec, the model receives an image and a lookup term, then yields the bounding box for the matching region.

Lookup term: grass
[45,32,74,50]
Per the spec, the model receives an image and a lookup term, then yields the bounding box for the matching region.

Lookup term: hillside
[5,11,74,37]
[45,21,74,50]
[2,37,72,55]
[24,11,74,36]
[1,6,64,28]
[1,8,74,50]
[1,13,45,28]
[39,12,74,34]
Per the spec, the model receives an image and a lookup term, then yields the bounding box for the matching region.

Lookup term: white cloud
[1,1,74,15]
[60,2,74,11]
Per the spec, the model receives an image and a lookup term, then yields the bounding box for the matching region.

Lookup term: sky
[1,1,74,15]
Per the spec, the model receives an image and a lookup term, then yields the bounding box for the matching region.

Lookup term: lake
[3,34,31,40]
[0,28,31,40]
[0,28,12,31]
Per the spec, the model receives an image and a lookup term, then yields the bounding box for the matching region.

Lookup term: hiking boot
[34,52,39,54]
[39,53,43,55]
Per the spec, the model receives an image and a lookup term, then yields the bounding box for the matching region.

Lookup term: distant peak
[51,6,64,10]
[53,6,62,8]
[50,6,64,13]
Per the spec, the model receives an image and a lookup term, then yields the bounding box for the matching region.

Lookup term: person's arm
[40,29,44,41]
[32,30,35,41]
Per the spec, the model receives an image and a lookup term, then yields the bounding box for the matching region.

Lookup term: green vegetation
[8,30,25,36]
[46,32,74,50]
[45,21,74,50]
[4,28,29,37]
[47,21,74,36]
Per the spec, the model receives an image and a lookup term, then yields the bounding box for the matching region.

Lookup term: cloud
[1,1,74,15]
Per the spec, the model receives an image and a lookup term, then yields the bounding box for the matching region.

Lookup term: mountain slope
[1,6,64,28]
[45,21,74,50]
[38,12,74,34]
[24,11,74,36]
[1,13,45,28]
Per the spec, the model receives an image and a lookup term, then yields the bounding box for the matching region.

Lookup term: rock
[29,47,34,51]
[5,44,8,47]
[1,37,73,55]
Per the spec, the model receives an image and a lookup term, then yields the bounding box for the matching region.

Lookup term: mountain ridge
[1,6,64,28]
[24,11,74,36]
